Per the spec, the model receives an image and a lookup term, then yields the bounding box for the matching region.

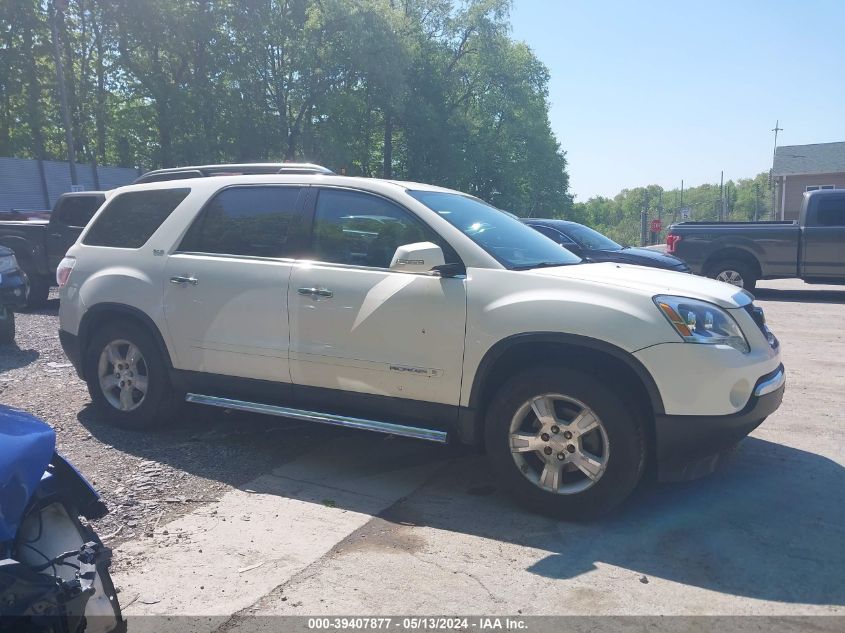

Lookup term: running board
[184,393,449,444]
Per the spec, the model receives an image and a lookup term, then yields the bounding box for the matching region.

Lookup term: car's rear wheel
[84,320,176,430]
[708,259,757,292]
[484,366,646,519]
[0,306,15,344]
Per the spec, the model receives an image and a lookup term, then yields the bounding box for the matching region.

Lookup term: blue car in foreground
[0,406,124,632]
[0,245,28,344]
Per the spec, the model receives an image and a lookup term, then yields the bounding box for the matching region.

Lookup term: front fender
[460,267,676,409]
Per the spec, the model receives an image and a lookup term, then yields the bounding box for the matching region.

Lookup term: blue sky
[509,0,845,200]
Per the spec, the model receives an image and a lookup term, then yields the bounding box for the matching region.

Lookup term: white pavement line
[113,434,448,626]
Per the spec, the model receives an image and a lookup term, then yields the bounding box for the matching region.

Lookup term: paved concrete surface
[114,278,845,621]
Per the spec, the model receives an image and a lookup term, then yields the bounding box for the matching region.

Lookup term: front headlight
[0,253,18,274]
[654,295,749,353]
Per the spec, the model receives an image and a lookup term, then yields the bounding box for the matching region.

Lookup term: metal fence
[0,157,140,211]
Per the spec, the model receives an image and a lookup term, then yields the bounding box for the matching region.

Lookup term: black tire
[83,319,177,430]
[0,306,14,344]
[706,259,757,292]
[19,261,50,308]
[484,366,646,519]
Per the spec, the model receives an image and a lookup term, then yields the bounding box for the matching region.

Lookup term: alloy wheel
[97,339,149,412]
[715,269,744,287]
[509,393,609,495]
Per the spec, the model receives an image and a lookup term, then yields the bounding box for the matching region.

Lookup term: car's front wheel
[84,320,177,430]
[485,366,646,519]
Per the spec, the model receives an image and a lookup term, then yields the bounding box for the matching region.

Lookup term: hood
[0,406,56,543]
[526,262,752,309]
[593,247,687,269]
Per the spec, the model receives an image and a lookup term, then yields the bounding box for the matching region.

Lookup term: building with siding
[0,157,139,212]
[772,142,845,220]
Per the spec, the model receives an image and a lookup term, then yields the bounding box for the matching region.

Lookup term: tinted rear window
[55,195,105,227]
[83,189,190,248]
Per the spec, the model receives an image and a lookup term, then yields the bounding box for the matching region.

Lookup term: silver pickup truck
[666,189,845,290]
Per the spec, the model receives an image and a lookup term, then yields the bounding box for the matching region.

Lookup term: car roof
[114,172,462,196]
[520,218,580,229]
[133,163,335,184]
[57,191,107,198]
[107,174,471,202]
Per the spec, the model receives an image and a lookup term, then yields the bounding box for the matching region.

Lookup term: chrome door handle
[170,276,198,285]
[298,287,333,298]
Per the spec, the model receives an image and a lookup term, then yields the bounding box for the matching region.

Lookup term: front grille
[745,304,778,349]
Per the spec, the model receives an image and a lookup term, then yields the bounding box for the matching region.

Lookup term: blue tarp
[0,405,56,543]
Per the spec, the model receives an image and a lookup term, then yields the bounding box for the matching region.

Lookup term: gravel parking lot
[1,280,843,620]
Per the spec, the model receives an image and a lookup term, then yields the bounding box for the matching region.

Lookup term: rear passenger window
[816,197,845,226]
[178,186,301,258]
[83,189,189,248]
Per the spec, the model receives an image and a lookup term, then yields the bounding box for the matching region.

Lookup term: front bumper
[655,364,785,482]
[59,328,84,379]
[0,270,29,308]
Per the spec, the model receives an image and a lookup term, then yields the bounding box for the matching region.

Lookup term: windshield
[565,224,622,251]
[409,191,582,269]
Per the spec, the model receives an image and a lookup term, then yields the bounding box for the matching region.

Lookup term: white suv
[57,173,785,517]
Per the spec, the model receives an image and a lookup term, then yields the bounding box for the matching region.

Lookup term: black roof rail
[133,162,334,184]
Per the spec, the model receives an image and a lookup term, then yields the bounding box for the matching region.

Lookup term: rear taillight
[56,256,76,287]
[666,234,681,254]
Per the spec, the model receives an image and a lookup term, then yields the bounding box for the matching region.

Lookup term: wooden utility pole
[771,121,782,220]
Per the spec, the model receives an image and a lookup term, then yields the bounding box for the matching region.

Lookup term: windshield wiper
[511,261,574,270]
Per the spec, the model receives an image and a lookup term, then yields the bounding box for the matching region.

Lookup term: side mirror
[389,242,446,274]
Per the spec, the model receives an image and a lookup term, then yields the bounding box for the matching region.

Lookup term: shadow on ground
[18,297,60,314]
[520,437,844,605]
[0,345,39,372]
[754,286,845,304]
[78,402,844,608]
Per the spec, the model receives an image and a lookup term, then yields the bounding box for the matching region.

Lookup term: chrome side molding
[184,393,449,443]
[754,367,785,397]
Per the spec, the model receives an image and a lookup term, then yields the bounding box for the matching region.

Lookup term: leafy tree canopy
[0,0,572,217]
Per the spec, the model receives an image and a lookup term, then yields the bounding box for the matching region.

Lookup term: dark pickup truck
[0,191,106,306]
[667,189,845,291]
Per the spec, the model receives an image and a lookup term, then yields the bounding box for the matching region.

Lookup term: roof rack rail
[133,162,334,184]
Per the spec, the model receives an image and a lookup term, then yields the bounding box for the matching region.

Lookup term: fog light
[729,379,751,409]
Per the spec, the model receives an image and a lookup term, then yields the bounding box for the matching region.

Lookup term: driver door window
[310,189,455,267]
